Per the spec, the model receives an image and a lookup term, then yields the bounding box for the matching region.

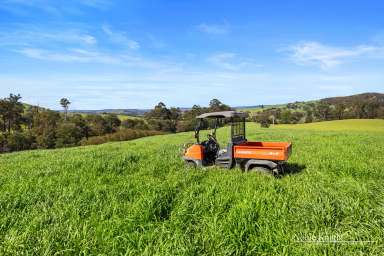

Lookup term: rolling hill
[1,120,383,254]
[237,92,384,113]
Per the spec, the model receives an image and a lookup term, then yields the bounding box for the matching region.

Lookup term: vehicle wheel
[272,168,279,176]
[185,161,196,169]
[277,164,285,174]
[248,166,272,175]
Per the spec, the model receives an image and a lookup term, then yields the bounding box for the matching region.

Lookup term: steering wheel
[207,133,216,141]
[206,134,219,152]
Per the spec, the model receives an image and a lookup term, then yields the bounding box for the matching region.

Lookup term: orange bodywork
[184,144,204,160]
[234,142,292,161]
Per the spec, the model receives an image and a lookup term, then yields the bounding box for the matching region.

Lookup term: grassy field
[275,119,384,132]
[72,113,143,121]
[0,120,383,255]
[116,114,144,121]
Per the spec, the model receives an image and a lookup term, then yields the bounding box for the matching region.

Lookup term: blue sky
[0,0,383,109]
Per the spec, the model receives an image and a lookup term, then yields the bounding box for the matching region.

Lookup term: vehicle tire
[277,164,285,174]
[247,166,272,175]
[185,161,196,169]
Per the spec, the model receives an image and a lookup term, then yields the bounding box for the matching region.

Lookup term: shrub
[55,122,83,148]
[121,119,149,130]
[6,131,35,151]
[260,120,270,128]
[80,129,163,146]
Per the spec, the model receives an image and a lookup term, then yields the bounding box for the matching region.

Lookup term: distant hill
[321,92,384,105]
[55,92,384,116]
[68,109,150,116]
[237,93,384,113]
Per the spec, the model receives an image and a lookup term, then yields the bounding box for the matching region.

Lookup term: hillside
[68,108,150,116]
[1,120,383,255]
[237,92,384,114]
[322,92,384,105]
[276,119,384,132]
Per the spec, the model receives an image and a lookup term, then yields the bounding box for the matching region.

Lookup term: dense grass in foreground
[0,120,384,255]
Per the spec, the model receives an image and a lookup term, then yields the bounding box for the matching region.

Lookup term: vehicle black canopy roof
[196,111,248,119]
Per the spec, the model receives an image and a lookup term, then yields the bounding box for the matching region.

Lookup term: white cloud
[17,48,120,64]
[0,0,111,16]
[286,41,384,69]
[0,26,97,47]
[197,23,229,35]
[207,52,262,71]
[2,71,382,109]
[16,47,177,69]
[78,0,111,9]
[102,25,140,50]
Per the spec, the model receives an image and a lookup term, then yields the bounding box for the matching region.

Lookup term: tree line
[143,98,231,132]
[0,94,231,153]
[4,91,381,152]
[252,93,384,126]
[0,94,153,152]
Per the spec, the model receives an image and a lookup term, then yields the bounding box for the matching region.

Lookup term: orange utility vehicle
[182,111,292,174]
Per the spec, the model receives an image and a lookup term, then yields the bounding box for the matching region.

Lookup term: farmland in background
[275,119,384,132]
[1,119,383,255]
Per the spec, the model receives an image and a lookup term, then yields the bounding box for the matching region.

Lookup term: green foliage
[144,102,181,132]
[5,131,35,151]
[59,98,71,121]
[0,121,383,254]
[32,110,60,149]
[80,129,162,145]
[209,98,231,112]
[55,122,83,148]
[0,94,24,133]
[121,118,149,130]
[104,113,121,133]
[0,94,162,152]
[250,93,384,125]
[86,114,109,136]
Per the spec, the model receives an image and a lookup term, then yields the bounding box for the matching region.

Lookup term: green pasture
[0,119,383,255]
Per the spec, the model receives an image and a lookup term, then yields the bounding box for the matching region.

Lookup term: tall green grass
[0,120,383,255]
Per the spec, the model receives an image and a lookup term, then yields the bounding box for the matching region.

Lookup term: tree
[209,99,231,112]
[305,110,313,123]
[280,110,292,124]
[104,114,121,133]
[33,110,60,148]
[314,102,331,121]
[121,119,148,130]
[6,131,34,151]
[169,107,181,132]
[60,98,71,121]
[333,103,345,120]
[290,111,305,124]
[258,112,271,128]
[0,94,24,134]
[144,102,178,132]
[8,94,24,133]
[86,114,108,136]
[70,114,91,139]
[55,122,83,147]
